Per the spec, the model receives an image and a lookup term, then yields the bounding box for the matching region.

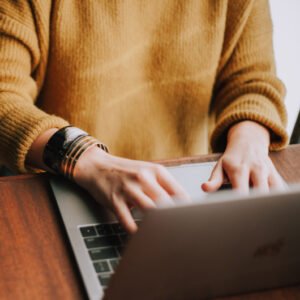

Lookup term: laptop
[49,162,300,300]
[290,110,300,144]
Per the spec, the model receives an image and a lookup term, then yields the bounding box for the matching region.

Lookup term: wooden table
[1,145,300,300]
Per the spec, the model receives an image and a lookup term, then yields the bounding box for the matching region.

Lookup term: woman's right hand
[73,146,190,233]
[26,128,190,233]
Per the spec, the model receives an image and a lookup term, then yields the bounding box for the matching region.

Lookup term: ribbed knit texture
[0,0,288,173]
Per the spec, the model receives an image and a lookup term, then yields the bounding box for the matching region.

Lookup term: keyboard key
[93,261,110,273]
[84,236,121,249]
[109,259,120,271]
[219,183,232,191]
[89,248,118,260]
[117,246,124,255]
[96,224,113,236]
[80,226,97,237]
[119,234,129,244]
[111,223,126,234]
[99,274,111,287]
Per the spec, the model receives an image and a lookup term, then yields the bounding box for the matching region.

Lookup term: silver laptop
[49,162,300,300]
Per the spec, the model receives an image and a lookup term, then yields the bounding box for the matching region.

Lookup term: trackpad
[167,162,216,200]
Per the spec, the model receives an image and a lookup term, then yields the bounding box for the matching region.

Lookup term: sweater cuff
[210,95,289,152]
[0,102,69,173]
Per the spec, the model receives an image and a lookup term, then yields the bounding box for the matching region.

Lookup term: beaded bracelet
[43,126,109,179]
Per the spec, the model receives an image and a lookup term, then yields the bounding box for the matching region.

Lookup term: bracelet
[43,126,109,178]
[61,135,91,176]
[62,136,100,180]
[43,126,88,173]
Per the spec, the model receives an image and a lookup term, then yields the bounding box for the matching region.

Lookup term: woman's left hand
[202,121,286,194]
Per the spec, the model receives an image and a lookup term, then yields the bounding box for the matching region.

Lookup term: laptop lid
[105,185,300,300]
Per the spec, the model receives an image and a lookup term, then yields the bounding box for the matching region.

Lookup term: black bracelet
[43,126,88,174]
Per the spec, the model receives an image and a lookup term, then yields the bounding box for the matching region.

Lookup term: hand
[73,147,190,233]
[202,121,286,194]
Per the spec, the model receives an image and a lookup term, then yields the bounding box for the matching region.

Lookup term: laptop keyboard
[79,221,140,288]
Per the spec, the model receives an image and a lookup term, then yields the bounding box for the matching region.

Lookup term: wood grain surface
[0,174,86,300]
[0,145,299,300]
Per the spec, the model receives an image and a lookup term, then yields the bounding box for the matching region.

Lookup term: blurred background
[270,0,300,136]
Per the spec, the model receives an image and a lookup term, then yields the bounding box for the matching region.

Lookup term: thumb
[202,160,224,192]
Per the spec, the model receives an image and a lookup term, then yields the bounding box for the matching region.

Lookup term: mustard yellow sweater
[0,0,288,173]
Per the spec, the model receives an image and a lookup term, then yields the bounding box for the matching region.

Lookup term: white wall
[270,0,300,136]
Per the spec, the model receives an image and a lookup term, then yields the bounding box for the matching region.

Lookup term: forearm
[210,0,288,152]
[25,128,58,171]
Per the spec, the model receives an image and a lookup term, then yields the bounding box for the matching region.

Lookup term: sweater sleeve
[210,0,288,152]
[0,2,68,173]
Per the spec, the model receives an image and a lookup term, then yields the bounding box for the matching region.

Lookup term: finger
[145,181,174,206]
[138,170,174,206]
[250,169,269,192]
[149,183,175,206]
[268,172,287,190]
[124,182,157,210]
[267,159,287,190]
[155,166,191,202]
[226,165,250,194]
[112,192,138,234]
[201,161,224,192]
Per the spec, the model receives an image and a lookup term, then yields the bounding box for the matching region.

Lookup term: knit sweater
[0,0,288,173]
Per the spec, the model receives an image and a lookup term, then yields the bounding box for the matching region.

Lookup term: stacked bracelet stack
[43,126,109,179]
[61,135,105,180]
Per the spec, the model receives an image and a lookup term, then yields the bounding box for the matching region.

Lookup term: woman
[0,0,288,232]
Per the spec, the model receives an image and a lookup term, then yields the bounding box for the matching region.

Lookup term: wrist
[41,126,109,179]
[72,145,113,184]
[227,121,270,149]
